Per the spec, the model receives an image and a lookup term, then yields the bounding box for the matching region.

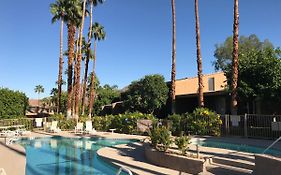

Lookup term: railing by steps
[116,166,133,175]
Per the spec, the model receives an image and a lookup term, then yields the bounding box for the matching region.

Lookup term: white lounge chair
[4,131,19,145]
[0,168,7,175]
[75,122,84,134]
[84,121,96,134]
[48,121,61,133]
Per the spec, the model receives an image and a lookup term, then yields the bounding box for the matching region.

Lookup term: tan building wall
[175,72,227,96]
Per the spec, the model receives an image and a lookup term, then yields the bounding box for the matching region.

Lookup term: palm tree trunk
[170,0,176,114]
[72,28,80,117]
[67,24,76,119]
[195,0,204,107]
[88,41,97,118]
[57,20,64,114]
[231,0,239,115]
[74,0,87,120]
[81,2,94,115]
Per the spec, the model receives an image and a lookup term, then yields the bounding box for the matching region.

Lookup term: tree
[60,0,82,119]
[88,22,106,117]
[81,0,105,115]
[214,35,281,113]
[123,74,169,114]
[73,0,87,120]
[92,84,120,115]
[194,0,204,107]
[50,0,66,114]
[170,0,177,114]
[231,0,239,114]
[34,85,44,107]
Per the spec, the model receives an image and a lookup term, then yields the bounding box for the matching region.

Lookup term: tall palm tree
[81,0,104,115]
[170,0,176,114]
[231,0,239,114]
[88,22,106,117]
[195,0,204,107]
[61,0,82,119]
[34,85,45,107]
[73,0,87,120]
[50,0,66,114]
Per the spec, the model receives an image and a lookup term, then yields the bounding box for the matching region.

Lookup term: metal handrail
[116,166,133,175]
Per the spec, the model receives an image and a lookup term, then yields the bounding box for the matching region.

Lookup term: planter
[254,154,281,175]
[144,144,207,174]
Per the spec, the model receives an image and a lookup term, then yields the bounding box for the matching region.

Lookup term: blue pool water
[194,140,281,156]
[18,136,136,175]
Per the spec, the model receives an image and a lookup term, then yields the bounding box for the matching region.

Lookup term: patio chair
[48,121,61,133]
[75,122,84,134]
[84,121,96,134]
[0,168,7,175]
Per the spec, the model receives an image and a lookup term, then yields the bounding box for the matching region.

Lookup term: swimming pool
[18,136,136,175]
[192,139,281,156]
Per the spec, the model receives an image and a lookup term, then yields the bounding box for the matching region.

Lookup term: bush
[149,125,172,152]
[92,112,155,134]
[186,108,222,136]
[175,135,190,155]
[0,88,28,119]
[50,114,76,130]
[168,114,182,136]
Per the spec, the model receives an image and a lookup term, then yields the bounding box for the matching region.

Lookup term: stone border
[144,145,207,174]
[254,154,281,175]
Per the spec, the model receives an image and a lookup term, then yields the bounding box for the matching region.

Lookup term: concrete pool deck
[0,131,280,175]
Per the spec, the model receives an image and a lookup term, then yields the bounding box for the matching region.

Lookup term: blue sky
[0,0,281,99]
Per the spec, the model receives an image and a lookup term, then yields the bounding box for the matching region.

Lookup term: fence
[221,114,281,139]
[0,118,35,130]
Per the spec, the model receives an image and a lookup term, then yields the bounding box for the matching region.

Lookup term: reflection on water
[19,137,134,175]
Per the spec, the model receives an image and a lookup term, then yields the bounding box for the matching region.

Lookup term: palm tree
[60,0,82,119]
[231,0,239,114]
[195,0,204,107]
[170,0,176,114]
[88,22,106,117]
[50,0,66,114]
[34,85,45,107]
[73,0,87,120]
[81,0,104,115]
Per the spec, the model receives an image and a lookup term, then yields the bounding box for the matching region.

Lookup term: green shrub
[50,114,75,130]
[168,114,182,136]
[175,135,190,155]
[186,108,222,136]
[149,125,172,152]
[0,88,28,119]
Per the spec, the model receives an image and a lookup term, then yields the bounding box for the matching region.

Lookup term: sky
[0,0,281,99]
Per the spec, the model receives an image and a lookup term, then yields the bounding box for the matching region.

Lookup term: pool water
[193,140,281,156]
[18,136,136,175]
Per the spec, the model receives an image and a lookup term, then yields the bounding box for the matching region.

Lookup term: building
[175,72,228,114]
[26,99,55,118]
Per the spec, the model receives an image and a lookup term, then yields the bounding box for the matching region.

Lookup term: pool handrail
[116,166,133,175]
[263,136,281,154]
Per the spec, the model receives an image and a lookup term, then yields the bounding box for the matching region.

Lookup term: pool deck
[0,131,280,175]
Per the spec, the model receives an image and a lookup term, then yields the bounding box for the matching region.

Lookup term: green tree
[123,74,169,114]
[34,85,44,106]
[0,88,28,118]
[81,0,105,115]
[88,22,106,117]
[194,0,204,107]
[214,35,281,113]
[50,0,67,114]
[92,84,120,115]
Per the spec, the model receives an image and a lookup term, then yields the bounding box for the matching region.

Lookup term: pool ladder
[116,166,133,175]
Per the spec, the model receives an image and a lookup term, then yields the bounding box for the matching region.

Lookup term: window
[208,77,215,91]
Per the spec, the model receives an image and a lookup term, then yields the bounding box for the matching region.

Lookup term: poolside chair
[75,122,84,134]
[84,121,96,134]
[0,168,7,175]
[48,121,61,133]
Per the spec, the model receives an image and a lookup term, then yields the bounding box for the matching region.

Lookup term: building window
[208,77,215,91]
